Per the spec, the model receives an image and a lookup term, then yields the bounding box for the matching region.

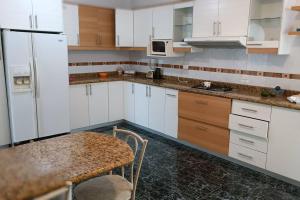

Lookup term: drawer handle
[238,123,254,129]
[166,94,177,98]
[195,100,208,105]
[242,108,258,113]
[239,138,255,144]
[196,126,208,131]
[238,153,253,160]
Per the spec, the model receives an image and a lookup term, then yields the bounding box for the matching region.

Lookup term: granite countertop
[0,132,134,200]
[69,73,300,110]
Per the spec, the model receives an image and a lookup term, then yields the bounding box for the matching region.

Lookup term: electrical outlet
[183,65,189,70]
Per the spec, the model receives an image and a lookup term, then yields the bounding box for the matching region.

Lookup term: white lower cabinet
[70,84,90,130]
[89,83,109,126]
[148,86,166,132]
[134,83,149,127]
[267,107,300,182]
[108,81,124,122]
[123,82,135,123]
[164,89,178,138]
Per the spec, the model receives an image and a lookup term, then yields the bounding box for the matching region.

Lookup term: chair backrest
[34,181,72,200]
[113,126,148,200]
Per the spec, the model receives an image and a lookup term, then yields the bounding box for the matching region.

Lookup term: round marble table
[0,132,134,200]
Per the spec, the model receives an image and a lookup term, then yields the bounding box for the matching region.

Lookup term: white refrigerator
[2,30,70,143]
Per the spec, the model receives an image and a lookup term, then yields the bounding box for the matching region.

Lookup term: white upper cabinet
[108,81,124,122]
[31,0,64,32]
[193,0,250,38]
[148,86,166,132]
[0,0,63,32]
[153,5,174,39]
[134,8,153,47]
[0,0,33,30]
[193,0,219,37]
[89,83,109,126]
[267,107,300,182]
[63,4,79,46]
[116,9,134,47]
[218,0,251,37]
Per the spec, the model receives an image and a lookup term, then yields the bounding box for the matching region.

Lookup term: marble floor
[92,123,300,200]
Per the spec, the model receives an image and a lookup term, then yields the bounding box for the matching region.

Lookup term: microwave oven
[147,39,176,57]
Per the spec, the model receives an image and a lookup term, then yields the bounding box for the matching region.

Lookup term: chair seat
[74,175,133,200]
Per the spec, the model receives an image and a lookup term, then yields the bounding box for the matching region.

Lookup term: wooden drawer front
[232,100,271,121]
[179,117,229,155]
[230,131,268,153]
[229,114,269,139]
[179,92,231,129]
[229,143,267,169]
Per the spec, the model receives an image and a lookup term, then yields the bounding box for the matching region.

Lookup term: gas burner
[192,83,233,92]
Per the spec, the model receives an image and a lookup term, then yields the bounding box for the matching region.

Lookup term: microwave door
[152,41,166,56]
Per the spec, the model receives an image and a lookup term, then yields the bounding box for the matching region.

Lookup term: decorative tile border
[68,61,300,80]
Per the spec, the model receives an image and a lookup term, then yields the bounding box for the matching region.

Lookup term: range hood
[184,36,247,48]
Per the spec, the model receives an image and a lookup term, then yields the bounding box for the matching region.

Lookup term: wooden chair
[74,126,148,200]
[34,181,72,200]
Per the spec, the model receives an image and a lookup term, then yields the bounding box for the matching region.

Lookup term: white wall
[64,0,132,9]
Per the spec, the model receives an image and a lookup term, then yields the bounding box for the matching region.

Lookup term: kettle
[153,68,162,80]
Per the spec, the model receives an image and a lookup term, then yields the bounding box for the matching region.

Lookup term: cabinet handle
[35,15,38,29]
[149,86,151,97]
[196,126,207,131]
[241,108,258,113]
[239,138,255,144]
[117,35,120,46]
[90,84,92,95]
[238,153,253,160]
[146,86,148,97]
[29,15,33,29]
[166,94,177,98]
[152,27,155,38]
[77,34,80,45]
[218,21,221,35]
[195,100,208,105]
[213,21,217,36]
[132,84,135,94]
[86,85,89,96]
[238,123,254,129]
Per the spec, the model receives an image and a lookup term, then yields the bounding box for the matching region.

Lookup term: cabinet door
[123,82,135,123]
[108,81,124,122]
[165,90,178,138]
[116,9,134,47]
[134,83,149,127]
[79,5,115,47]
[32,0,64,32]
[89,83,109,126]
[0,0,33,30]
[63,4,79,46]
[0,37,10,146]
[267,107,300,182]
[153,5,174,39]
[218,0,250,37]
[193,0,219,37]
[134,8,153,47]
[148,86,166,132]
[70,85,90,130]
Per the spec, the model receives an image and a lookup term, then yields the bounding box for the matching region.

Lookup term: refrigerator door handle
[33,57,40,98]
[35,15,38,29]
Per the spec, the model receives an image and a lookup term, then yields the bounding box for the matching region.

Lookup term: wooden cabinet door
[115,9,134,47]
[134,8,153,47]
[79,5,115,47]
[218,0,251,37]
[32,0,64,32]
[134,83,149,128]
[70,85,90,130]
[0,0,33,31]
[89,83,109,126]
[148,86,166,132]
[152,5,174,39]
[267,107,300,182]
[193,0,219,37]
[108,81,124,122]
[63,4,80,46]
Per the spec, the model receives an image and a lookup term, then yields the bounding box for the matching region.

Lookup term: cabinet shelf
[288,31,300,36]
[291,6,300,11]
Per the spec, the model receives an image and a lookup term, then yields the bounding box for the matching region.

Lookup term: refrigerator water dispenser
[12,66,32,92]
